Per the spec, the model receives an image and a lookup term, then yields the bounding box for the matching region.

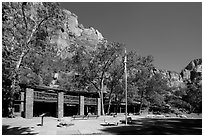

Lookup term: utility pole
[101,78,105,115]
[124,48,128,125]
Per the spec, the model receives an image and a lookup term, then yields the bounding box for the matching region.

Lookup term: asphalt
[2,114,202,135]
[2,114,128,135]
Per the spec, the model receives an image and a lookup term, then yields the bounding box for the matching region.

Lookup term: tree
[70,41,124,115]
[165,75,202,113]
[105,56,124,114]
[145,73,170,110]
[2,2,65,117]
[184,78,202,113]
[127,51,154,113]
[105,50,159,114]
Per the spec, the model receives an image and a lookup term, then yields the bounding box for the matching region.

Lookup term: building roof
[20,84,100,98]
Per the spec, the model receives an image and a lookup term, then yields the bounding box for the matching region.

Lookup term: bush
[169,99,191,112]
[149,104,171,114]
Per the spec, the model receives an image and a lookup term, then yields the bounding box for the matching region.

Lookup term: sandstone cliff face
[181,58,202,84]
[152,68,185,88]
[50,9,104,59]
[49,7,201,89]
[152,58,202,88]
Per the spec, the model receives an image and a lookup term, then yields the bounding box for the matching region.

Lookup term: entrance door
[64,104,78,116]
[85,105,97,115]
[33,102,56,117]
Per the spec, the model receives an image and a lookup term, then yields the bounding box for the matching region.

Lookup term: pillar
[20,92,24,117]
[57,91,64,118]
[79,96,84,115]
[97,98,101,116]
[25,88,34,119]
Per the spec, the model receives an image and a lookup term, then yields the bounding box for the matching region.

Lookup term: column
[97,98,101,116]
[25,88,34,119]
[20,92,24,117]
[57,91,64,118]
[79,96,84,115]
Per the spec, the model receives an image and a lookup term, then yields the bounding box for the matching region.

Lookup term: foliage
[184,79,202,113]
[2,2,201,117]
[69,41,124,115]
[127,51,154,113]
[165,76,202,113]
[2,2,65,116]
[145,73,169,106]
[105,56,124,114]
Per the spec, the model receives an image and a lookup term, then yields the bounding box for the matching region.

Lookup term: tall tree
[105,56,124,114]
[127,51,154,113]
[105,50,156,114]
[70,42,124,115]
[2,2,65,117]
[145,73,169,108]
[184,77,202,113]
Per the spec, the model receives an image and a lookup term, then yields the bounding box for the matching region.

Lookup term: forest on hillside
[2,2,202,117]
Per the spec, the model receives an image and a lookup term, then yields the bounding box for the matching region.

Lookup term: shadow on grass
[2,125,38,135]
[101,118,202,135]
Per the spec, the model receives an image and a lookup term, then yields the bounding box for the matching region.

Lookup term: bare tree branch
[21,3,28,31]
[99,52,118,88]
[16,16,49,70]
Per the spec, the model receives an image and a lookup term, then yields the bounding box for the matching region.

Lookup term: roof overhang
[20,84,100,98]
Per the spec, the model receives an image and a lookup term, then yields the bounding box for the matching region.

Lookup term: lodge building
[11,84,140,119]
[13,84,101,119]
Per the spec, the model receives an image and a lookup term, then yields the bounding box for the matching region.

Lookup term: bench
[110,113,117,117]
[120,117,133,124]
[72,115,87,120]
[87,115,99,119]
[100,122,118,126]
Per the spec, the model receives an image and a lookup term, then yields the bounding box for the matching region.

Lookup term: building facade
[14,85,101,119]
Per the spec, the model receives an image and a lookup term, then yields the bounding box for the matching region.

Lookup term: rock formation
[50,9,104,59]
[181,58,202,84]
[152,58,202,88]
[151,68,185,88]
[49,7,201,89]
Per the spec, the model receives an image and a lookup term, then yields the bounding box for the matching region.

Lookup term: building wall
[14,87,100,118]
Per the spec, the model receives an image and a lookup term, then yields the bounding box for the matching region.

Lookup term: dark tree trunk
[100,78,105,115]
[139,90,144,114]
[107,97,112,115]
[107,87,113,115]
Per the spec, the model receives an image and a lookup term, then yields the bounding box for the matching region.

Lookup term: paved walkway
[2,114,202,135]
[2,115,131,135]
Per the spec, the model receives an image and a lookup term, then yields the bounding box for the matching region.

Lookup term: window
[14,104,20,112]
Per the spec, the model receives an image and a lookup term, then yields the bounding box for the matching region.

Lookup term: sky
[60,2,202,73]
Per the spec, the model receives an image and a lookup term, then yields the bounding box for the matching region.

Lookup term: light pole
[124,48,128,125]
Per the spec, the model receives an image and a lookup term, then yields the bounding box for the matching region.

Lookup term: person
[8,106,14,118]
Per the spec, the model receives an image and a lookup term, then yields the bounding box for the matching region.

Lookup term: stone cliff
[50,9,105,59]
[49,7,202,89]
[151,68,185,88]
[152,58,202,88]
[181,58,202,84]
